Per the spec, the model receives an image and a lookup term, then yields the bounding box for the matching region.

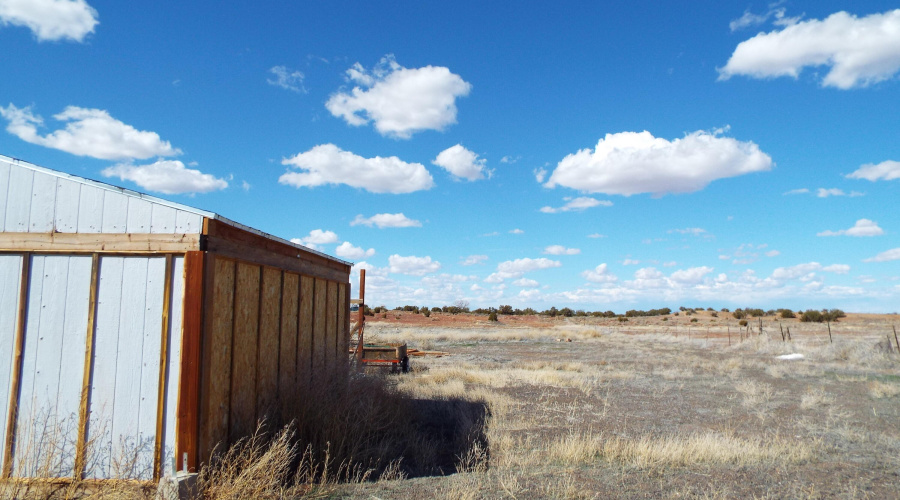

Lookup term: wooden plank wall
[198,255,349,463]
[0,160,204,235]
[0,254,184,480]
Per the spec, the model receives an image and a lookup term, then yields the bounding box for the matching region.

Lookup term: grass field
[335,314,900,499]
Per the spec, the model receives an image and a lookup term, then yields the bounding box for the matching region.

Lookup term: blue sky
[2,0,899,312]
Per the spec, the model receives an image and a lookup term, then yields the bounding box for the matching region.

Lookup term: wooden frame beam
[2,253,29,479]
[0,233,200,253]
[153,254,174,479]
[74,253,100,479]
[175,251,204,473]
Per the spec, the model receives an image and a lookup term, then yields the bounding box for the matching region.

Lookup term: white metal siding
[86,256,169,480]
[0,255,22,475]
[0,160,204,235]
[12,255,92,478]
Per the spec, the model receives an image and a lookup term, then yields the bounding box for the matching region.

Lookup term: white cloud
[540,196,612,213]
[461,255,488,266]
[534,168,547,183]
[719,10,900,89]
[0,104,180,160]
[0,0,98,42]
[823,264,850,274]
[509,228,524,234]
[669,266,714,284]
[818,219,884,237]
[101,160,227,195]
[280,144,434,194]
[587,233,606,239]
[816,188,863,198]
[351,213,422,228]
[770,262,821,282]
[267,66,306,93]
[783,188,809,195]
[543,245,580,255]
[582,264,618,283]
[765,250,781,257]
[486,257,561,283]
[293,229,339,251]
[335,241,375,260]
[846,160,900,181]
[513,278,540,288]
[388,254,441,276]
[864,248,900,263]
[432,144,490,181]
[500,155,520,164]
[325,54,472,139]
[622,259,640,266]
[545,129,772,196]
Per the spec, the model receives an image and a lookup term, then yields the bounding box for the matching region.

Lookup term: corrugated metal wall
[0,254,183,480]
[0,161,204,234]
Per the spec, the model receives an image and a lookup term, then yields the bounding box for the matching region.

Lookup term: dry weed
[867,380,900,399]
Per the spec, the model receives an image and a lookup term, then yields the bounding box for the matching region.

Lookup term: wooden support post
[176,251,205,473]
[727,326,731,347]
[779,322,785,342]
[3,253,30,479]
[827,320,833,343]
[893,325,899,353]
[787,326,791,341]
[74,253,100,479]
[357,269,365,358]
[153,254,174,479]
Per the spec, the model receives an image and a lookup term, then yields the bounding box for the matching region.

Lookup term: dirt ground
[335,312,900,499]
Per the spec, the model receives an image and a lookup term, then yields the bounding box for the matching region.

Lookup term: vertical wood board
[256,267,281,420]
[177,251,204,472]
[338,283,348,370]
[229,262,260,444]
[200,257,234,461]
[277,273,298,408]
[311,278,327,382]
[325,281,338,373]
[298,277,314,388]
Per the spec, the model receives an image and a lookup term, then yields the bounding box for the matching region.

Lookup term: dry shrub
[800,387,834,409]
[867,380,900,399]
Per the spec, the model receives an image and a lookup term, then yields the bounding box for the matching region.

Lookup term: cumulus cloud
[267,65,306,93]
[513,278,540,288]
[817,219,884,237]
[864,248,900,262]
[292,229,339,251]
[622,259,640,266]
[351,213,421,228]
[670,266,714,284]
[461,255,488,266]
[388,254,441,276]
[432,144,490,181]
[485,257,561,283]
[770,262,822,282]
[587,233,606,239]
[543,245,580,255]
[280,144,434,194]
[325,54,472,139]
[783,188,810,195]
[540,196,612,213]
[719,10,900,89]
[509,229,524,234]
[544,129,772,196]
[0,0,98,42]
[582,264,618,283]
[101,160,227,195]
[0,104,180,160]
[846,160,900,181]
[335,241,375,260]
[823,264,850,274]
